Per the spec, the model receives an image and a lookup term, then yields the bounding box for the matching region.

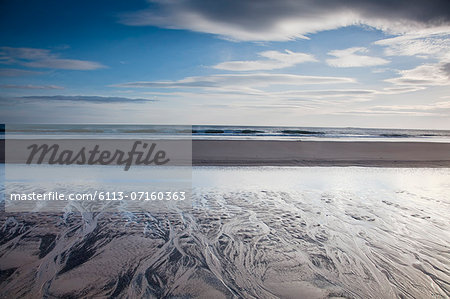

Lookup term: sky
[0,0,449,129]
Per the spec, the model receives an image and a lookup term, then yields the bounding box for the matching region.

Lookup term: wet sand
[1,167,449,298]
[192,140,450,167]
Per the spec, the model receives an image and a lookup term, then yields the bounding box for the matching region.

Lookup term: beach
[1,128,450,298]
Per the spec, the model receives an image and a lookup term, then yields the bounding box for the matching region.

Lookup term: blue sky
[0,0,449,128]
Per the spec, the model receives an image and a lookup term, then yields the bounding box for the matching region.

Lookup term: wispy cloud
[374,28,450,58]
[0,47,105,70]
[119,0,450,41]
[138,85,424,107]
[376,29,450,87]
[373,101,450,112]
[114,73,355,90]
[14,95,156,103]
[326,47,389,67]
[213,50,316,71]
[0,68,43,77]
[0,84,63,90]
[385,61,450,86]
[339,101,450,116]
[379,86,426,94]
[114,72,430,106]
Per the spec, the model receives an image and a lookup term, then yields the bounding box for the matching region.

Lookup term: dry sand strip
[192,140,450,167]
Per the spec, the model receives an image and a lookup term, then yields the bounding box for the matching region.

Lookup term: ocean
[3,124,450,142]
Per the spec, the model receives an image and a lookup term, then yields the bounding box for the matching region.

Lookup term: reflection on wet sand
[1,167,449,298]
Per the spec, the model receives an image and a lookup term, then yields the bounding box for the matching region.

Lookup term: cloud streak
[15,95,156,103]
[326,47,389,67]
[114,73,356,90]
[213,50,316,71]
[0,84,64,90]
[339,101,450,116]
[114,73,428,106]
[0,68,43,77]
[0,47,105,70]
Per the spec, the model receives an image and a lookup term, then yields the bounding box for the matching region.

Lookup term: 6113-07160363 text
[9,191,186,201]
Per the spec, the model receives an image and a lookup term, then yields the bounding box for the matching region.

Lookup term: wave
[280,130,325,135]
[121,129,159,133]
[379,133,411,138]
[4,125,450,142]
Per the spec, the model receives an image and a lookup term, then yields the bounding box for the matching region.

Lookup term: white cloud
[378,86,426,94]
[0,47,105,70]
[114,73,356,90]
[376,28,450,87]
[385,61,450,86]
[326,47,389,67]
[374,27,450,58]
[213,50,316,71]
